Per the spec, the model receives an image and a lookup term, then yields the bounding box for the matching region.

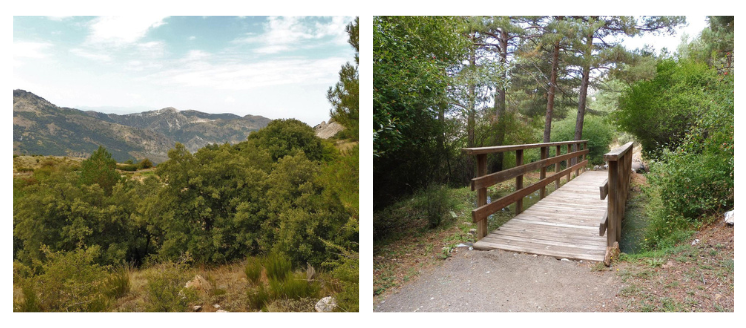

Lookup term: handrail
[599,142,634,251]
[463,140,589,239]
[463,140,588,155]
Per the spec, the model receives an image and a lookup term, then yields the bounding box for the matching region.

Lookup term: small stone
[185,275,211,291]
[724,210,734,226]
[213,304,220,309]
[561,258,570,262]
[216,309,228,313]
[315,296,337,312]
[450,211,458,218]
[692,239,700,246]
[192,305,202,312]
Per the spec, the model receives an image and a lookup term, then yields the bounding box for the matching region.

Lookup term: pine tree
[79,145,121,195]
[327,17,359,139]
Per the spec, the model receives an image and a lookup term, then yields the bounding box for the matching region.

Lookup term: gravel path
[374,248,623,312]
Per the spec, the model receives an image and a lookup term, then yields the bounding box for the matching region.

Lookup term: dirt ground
[374,247,621,312]
[374,222,734,312]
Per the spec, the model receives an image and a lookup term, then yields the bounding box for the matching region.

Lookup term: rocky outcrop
[314,120,345,139]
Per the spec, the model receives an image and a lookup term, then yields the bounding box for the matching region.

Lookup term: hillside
[13,90,272,163]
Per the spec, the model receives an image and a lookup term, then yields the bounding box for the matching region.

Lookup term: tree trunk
[543,39,560,143]
[574,28,594,163]
[492,29,509,172]
[467,49,476,148]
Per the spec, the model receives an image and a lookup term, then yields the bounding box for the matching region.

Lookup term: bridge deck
[474,170,608,261]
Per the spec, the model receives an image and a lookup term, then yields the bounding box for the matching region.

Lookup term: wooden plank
[516,149,523,215]
[472,160,588,222]
[540,147,547,199]
[470,150,588,191]
[600,179,608,200]
[494,227,605,245]
[604,142,633,161]
[474,240,605,261]
[481,234,605,251]
[555,145,561,190]
[463,140,589,155]
[599,211,608,236]
[476,154,487,239]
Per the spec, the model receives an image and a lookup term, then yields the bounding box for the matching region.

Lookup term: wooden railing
[598,142,633,248]
[463,140,589,239]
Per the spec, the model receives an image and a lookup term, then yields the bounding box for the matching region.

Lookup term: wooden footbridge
[463,141,633,262]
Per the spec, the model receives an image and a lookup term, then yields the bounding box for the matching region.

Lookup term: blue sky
[13,16,356,125]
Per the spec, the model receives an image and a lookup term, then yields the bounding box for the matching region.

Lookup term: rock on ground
[315,296,337,312]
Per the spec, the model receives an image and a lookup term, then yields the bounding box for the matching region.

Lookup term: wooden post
[567,144,572,182]
[607,160,618,247]
[575,142,582,177]
[515,149,523,215]
[555,145,561,190]
[476,154,488,239]
[540,147,547,198]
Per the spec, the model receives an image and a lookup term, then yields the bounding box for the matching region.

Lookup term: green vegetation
[14,118,358,311]
[327,17,359,140]
[13,17,358,313]
[614,18,734,251]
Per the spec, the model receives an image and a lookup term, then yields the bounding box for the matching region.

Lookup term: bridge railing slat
[463,140,589,239]
[601,142,634,251]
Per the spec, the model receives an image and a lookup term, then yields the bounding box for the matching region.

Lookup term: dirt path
[374,248,622,312]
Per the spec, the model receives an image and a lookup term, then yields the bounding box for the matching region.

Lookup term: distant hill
[13,90,272,163]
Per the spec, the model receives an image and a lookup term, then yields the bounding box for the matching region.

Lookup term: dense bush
[614,59,720,159]
[550,112,614,165]
[641,72,733,249]
[14,246,115,312]
[246,119,323,161]
[139,157,153,169]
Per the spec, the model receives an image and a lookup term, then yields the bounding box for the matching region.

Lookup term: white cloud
[47,16,72,21]
[225,96,236,103]
[234,16,352,54]
[145,57,345,91]
[136,41,166,58]
[70,48,112,62]
[87,16,168,46]
[184,50,210,61]
[14,41,53,59]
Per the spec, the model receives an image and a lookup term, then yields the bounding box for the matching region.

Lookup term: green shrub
[550,112,614,165]
[262,252,292,281]
[244,257,263,284]
[144,262,197,312]
[14,246,111,312]
[412,184,454,228]
[247,284,270,310]
[139,158,153,169]
[330,254,358,312]
[268,272,320,300]
[16,283,41,312]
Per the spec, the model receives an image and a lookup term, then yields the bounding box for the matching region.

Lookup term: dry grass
[609,222,734,312]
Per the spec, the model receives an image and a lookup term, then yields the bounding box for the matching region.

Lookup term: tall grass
[262,252,292,281]
[244,257,262,284]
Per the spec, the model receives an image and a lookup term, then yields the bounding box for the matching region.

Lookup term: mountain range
[13,90,272,163]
